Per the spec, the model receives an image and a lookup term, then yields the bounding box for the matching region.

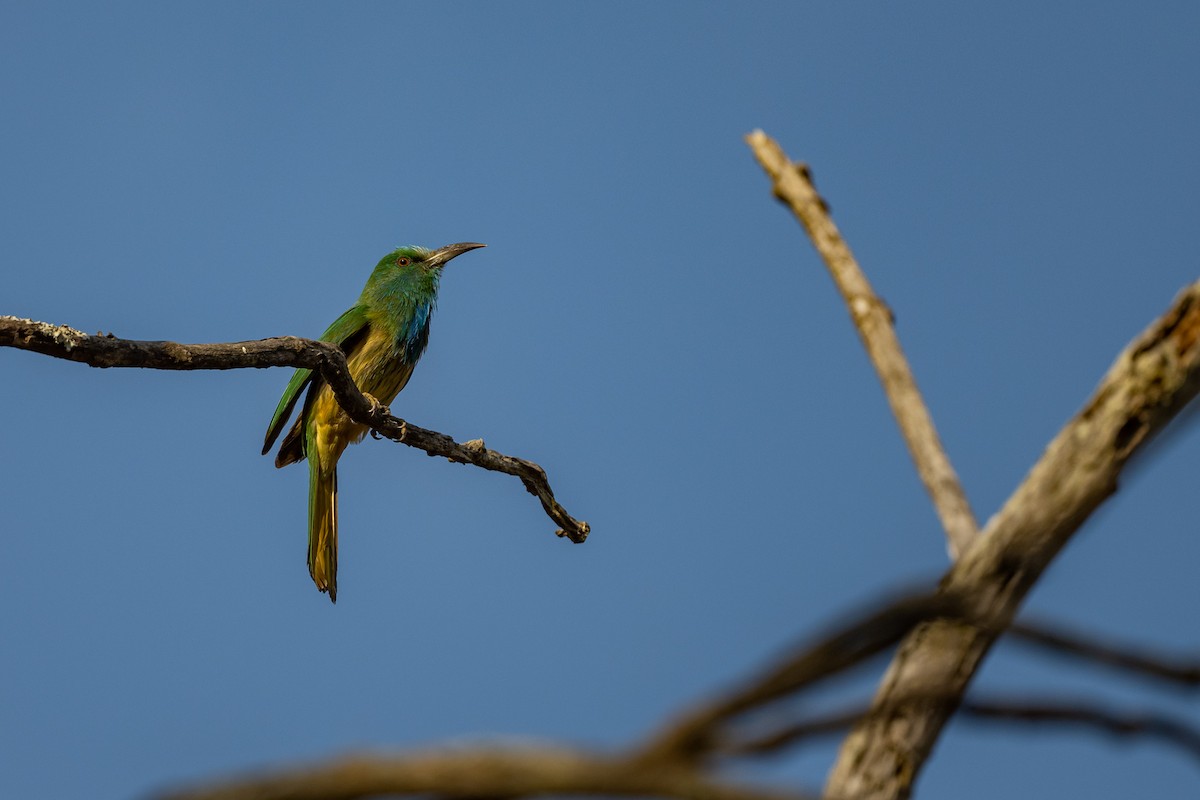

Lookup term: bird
[262,242,485,602]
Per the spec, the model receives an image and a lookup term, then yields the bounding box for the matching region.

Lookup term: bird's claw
[363,392,391,418]
[363,393,392,440]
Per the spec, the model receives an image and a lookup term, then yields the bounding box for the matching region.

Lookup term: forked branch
[743,130,1200,800]
[823,279,1200,799]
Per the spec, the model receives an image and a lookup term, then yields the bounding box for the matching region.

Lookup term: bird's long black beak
[426,242,486,268]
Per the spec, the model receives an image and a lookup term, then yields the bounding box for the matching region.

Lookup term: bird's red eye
[397,256,411,267]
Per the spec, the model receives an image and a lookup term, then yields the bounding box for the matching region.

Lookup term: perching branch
[822,278,1200,800]
[745,130,979,560]
[0,315,589,543]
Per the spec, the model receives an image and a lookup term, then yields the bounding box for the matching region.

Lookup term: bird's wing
[262,304,371,455]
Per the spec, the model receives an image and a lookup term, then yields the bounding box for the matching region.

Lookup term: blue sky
[2,3,1198,798]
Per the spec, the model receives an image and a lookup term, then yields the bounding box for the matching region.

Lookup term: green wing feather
[262,304,371,456]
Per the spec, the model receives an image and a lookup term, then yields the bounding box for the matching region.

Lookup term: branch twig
[0,316,589,543]
[745,130,978,559]
[961,698,1200,761]
[1010,618,1200,688]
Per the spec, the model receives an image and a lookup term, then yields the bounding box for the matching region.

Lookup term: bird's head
[377,242,487,273]
[365,242,486,300]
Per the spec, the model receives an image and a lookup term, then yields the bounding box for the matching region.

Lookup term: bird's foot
[364,392,393,440]
[363,392,391,418]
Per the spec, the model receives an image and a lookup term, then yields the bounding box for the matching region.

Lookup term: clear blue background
[2,3,1197,798]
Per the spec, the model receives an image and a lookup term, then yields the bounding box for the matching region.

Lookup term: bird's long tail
[307,457,339,603]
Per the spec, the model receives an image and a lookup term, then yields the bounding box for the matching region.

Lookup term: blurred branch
[0,315,589,543]
[1010,618,1200,688]
[160,590,967,800]
[636,590,974,765]
[961,698,1200,761]
[724,694,1200,764]
[155,747,817,800]
[745,129,978,560]
[822,278,1200,800]
[153,582,1200,800]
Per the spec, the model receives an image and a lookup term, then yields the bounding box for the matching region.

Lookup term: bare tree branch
[822,279,1200,800]
[0,316,589,543]
[745,130,978,559]
[1010,619,1200,688]
[154,747,819,800]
